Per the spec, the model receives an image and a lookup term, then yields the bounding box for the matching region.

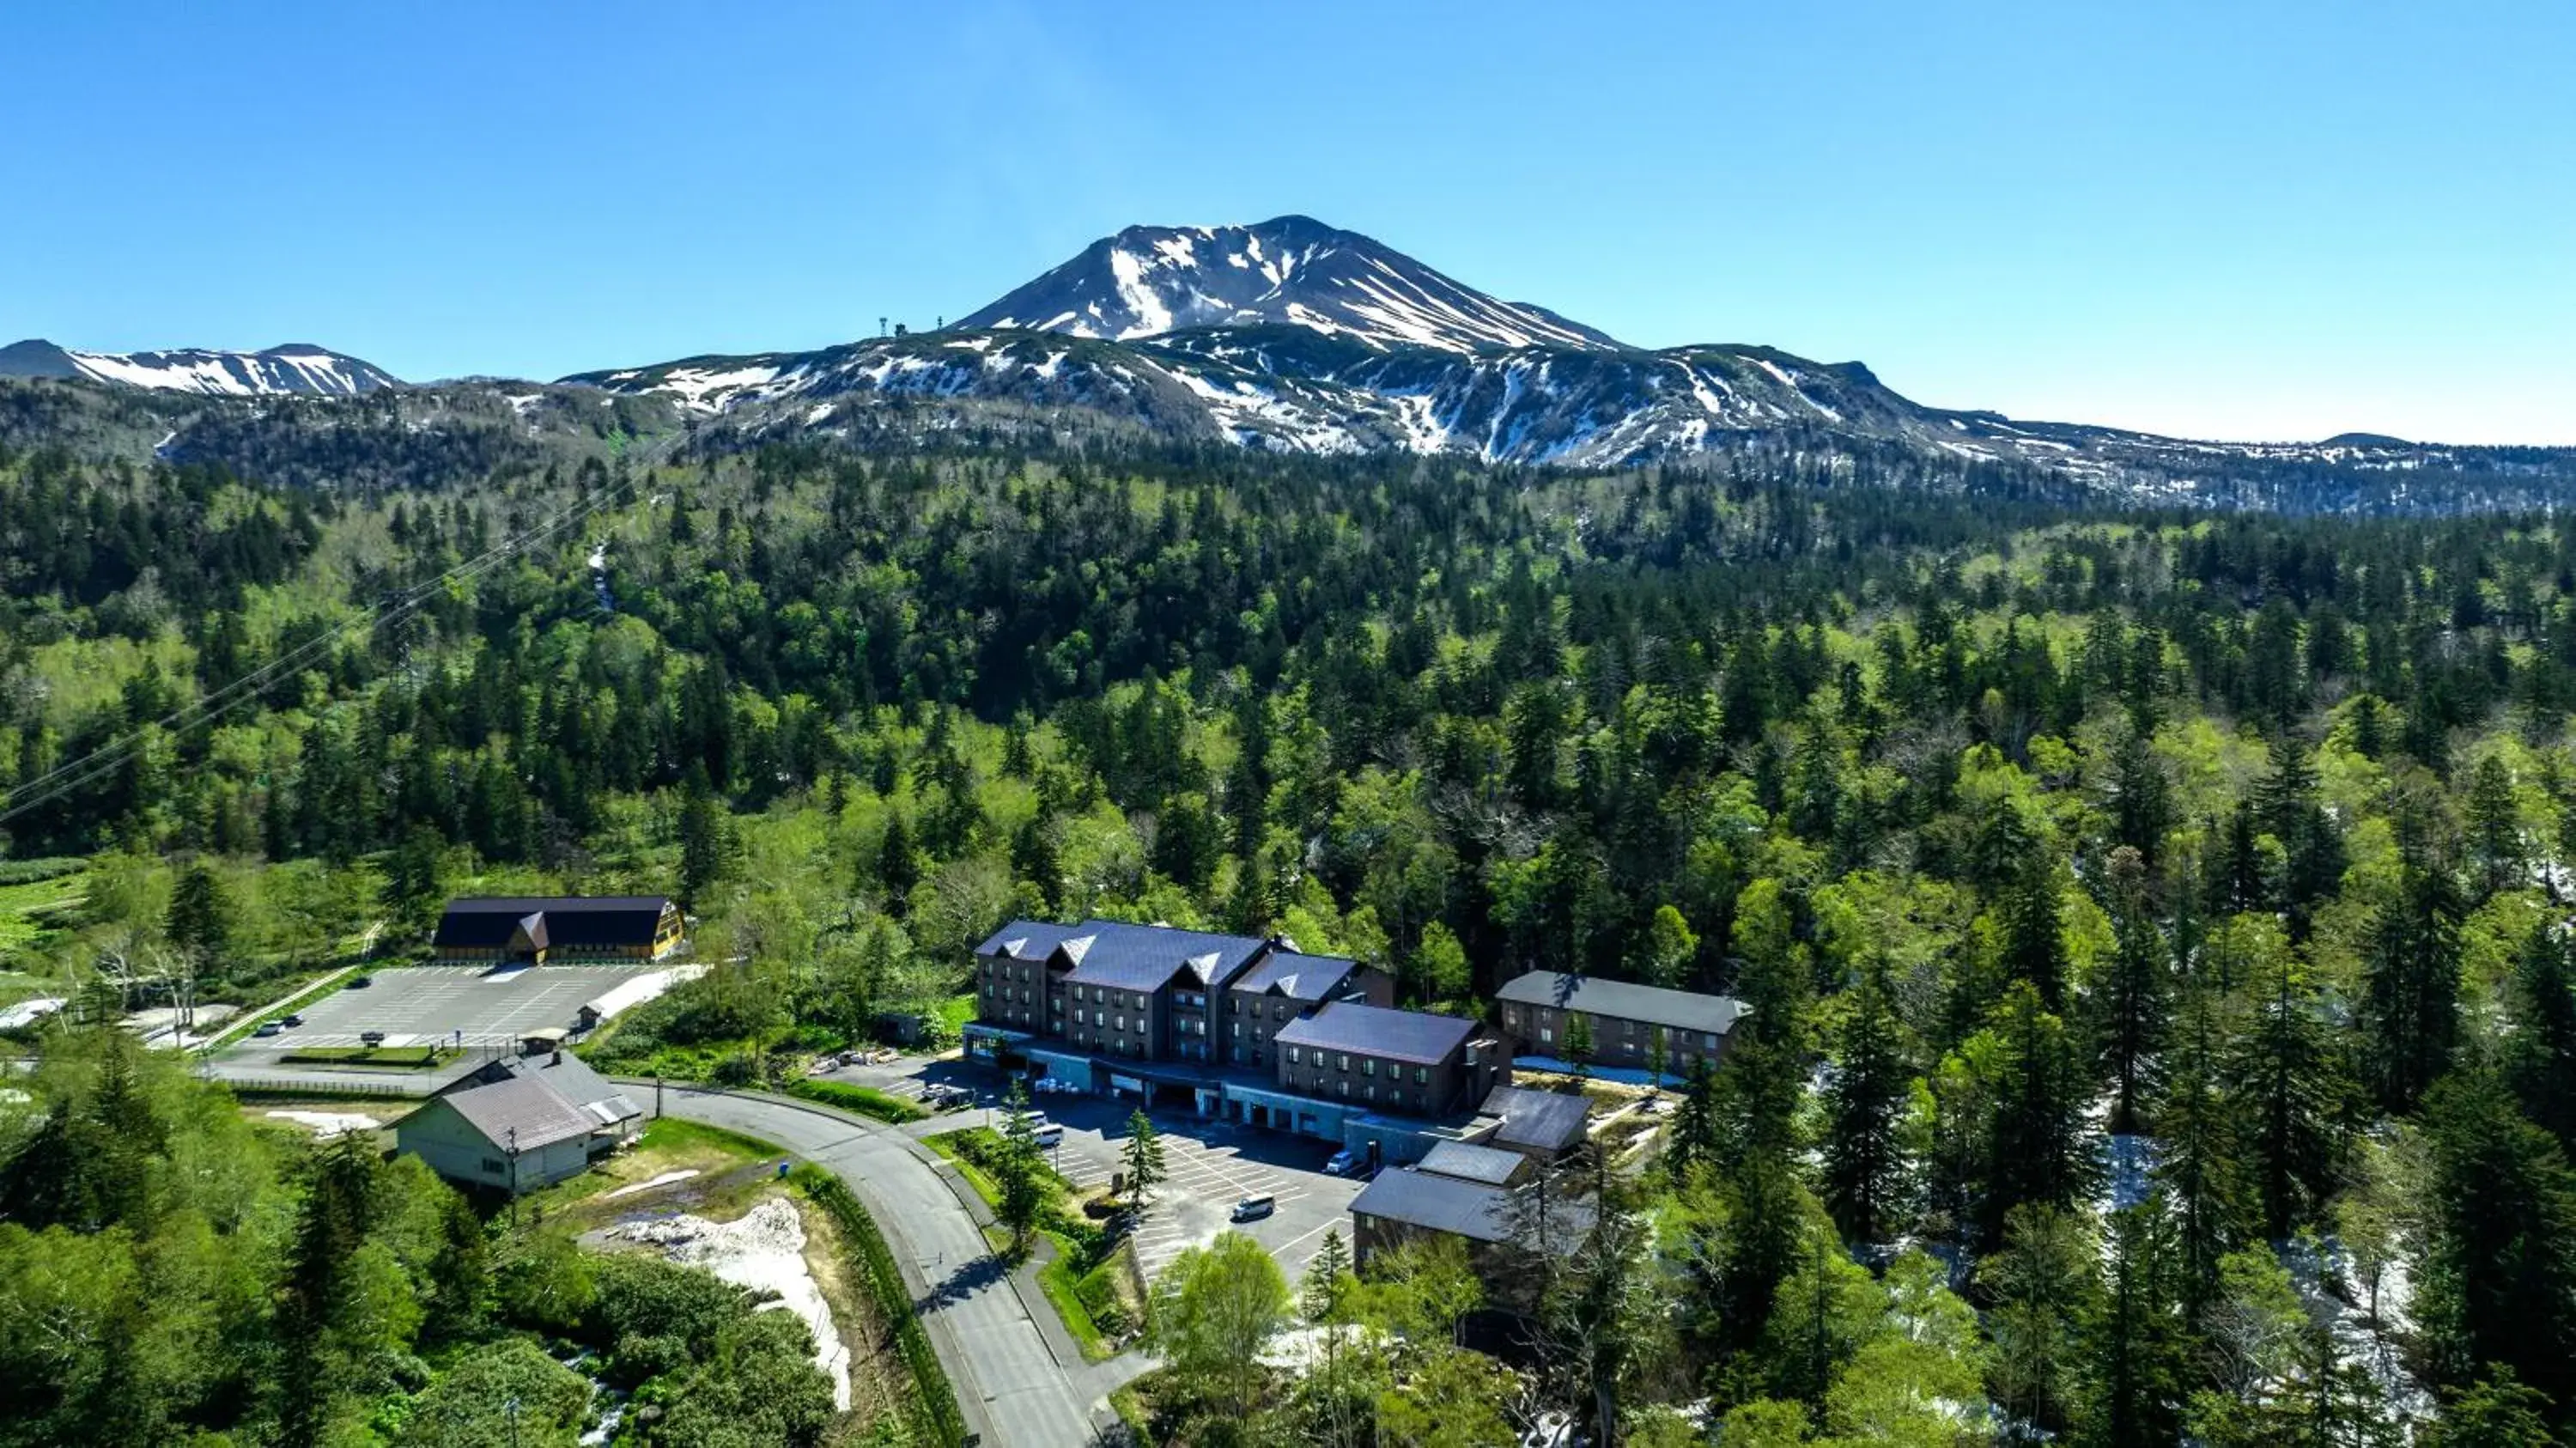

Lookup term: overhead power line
[0,478,641,833]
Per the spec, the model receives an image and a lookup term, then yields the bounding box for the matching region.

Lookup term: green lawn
[787,1077,932,1123]
[0,868,88,964]
[281,1045,453,1068]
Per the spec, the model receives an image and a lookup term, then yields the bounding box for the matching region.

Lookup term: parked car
[359,1030,386,1047]
[1322,1148,1359,1177]
[1230,1194,1276,1222]
[348,976,374,989]
[253,1021,283,1038]
[1033,1123,1065,1148]
[281,1013,304,1027]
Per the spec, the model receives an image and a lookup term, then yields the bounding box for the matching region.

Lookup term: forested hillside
[10,427,2576,1443]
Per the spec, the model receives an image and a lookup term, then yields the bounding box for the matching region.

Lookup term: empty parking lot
[221,962,674,1062]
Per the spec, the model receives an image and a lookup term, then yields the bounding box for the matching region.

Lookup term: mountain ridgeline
[6,214,2574,511]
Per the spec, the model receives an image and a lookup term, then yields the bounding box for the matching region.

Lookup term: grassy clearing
[519,1115,785,1223]
[0,867,88,966]
[280,1044,453,1068]
[787,1077,931,1123]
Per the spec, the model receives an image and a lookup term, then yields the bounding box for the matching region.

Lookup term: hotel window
[1363,1058,1376,1077]
[1364,1083,1376,1101]
[1413,1066,1428,1086]
[1337,1054,1351,1070]
[1504,1008,1520,1029]
[1287,1046,1302,1065]
[1541,1027,1554,1044]
[1704,1031,1718,1048]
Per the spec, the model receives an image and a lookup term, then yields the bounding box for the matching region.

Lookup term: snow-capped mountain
[0,338,398,396]
[955,216,1627,356]
[13,216,2570,511]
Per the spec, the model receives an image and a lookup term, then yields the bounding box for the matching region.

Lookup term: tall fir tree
[2506,922,2576,1155]
[2361,859,2464,1114]
[1821,964,1914,1245]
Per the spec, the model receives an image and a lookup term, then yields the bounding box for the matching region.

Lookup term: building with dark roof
[1272,1002,1506,1118]
[1224,948,1391,1071]
[1349,1166,1595,1288]
[1416,1139,1530,1187]
[1475,1085,1595,1162]
[1494,970,1744,1078]
[433,897,683,965]
[394,1041,645,1194]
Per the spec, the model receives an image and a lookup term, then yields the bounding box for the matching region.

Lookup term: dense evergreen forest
[13,430,2576,1445]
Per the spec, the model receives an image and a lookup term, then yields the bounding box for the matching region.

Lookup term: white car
[1322,1148,1359,1176]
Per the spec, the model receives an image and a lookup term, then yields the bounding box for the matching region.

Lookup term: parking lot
[817,1053,1365,1283]
[220,963,671,1061]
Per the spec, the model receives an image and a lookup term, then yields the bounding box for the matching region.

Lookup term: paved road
[644,1084,1111,1448]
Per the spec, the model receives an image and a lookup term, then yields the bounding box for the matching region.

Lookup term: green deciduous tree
[1151,1231,1291,1401]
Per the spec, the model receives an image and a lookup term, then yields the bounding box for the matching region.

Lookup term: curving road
[635,1083,1120,1448]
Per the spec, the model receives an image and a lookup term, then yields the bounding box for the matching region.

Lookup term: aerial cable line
[0,476,641,831]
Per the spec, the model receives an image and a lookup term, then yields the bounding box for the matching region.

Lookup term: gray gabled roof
[1230,948,1359,1001]
[1350,1168,1595,1249]
[1417,1140,1526,1186]
[427,1073,598,1153]
[489,1049,640,1123]
[1479,1085,1592,1152]
[1275,1002,1479,1065]
[977,918,1274,995]
[1495,971,1746,1037]
[1352,1167,1521,1241]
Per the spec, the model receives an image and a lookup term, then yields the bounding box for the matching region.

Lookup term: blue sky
[5,2,2569,442]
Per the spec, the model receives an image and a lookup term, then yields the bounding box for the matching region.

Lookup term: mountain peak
[0,339,399,396]
[957,216,1630,356]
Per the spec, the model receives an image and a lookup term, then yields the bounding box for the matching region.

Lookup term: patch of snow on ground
[620,1198,850,1408]
[652,364,782,411]
[583,964,707,1023]
[605,1169,702,1200]
[265,1110,381,1138]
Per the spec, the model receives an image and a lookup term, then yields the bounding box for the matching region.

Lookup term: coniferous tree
[2093,846,2167,1135]
[2089,1199,2190,1448]
[2228,927,2345,1238]
[2467,754,2525,900]
[2361,858,2464,1114]
[2419,1069,2576,1412]
[2506,922,2576,1153]
[1978,981,2099,1250]
[1820,964,1913,1245]
[2154,974,2252,1317]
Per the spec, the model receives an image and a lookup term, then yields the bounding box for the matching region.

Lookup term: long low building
[1349,1163,1595,1298]
[1494,970,1745,1078]
[433,896,684,965]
